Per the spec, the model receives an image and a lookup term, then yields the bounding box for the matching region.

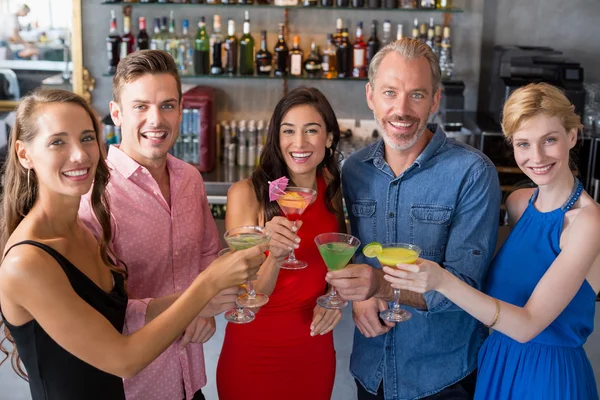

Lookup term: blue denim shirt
[343,126,501,400]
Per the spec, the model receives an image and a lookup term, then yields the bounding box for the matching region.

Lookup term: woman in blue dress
[382,82,600,400]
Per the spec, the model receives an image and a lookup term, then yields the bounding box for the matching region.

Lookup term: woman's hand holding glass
[264,217,304,262]
[382,258,450,294]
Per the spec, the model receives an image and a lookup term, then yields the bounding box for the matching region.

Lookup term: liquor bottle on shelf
[400,0,415,7]
[352,22,367,78]
[194,16,210,75]
[120,15,135,60]
[426,25,435,49]
[411,18,419,40]
[382,20,392,46]
[336,0,349,8]
[239,0,254,5]
[436,0,452,8]
[303,0,318,6]
[274,23,288,77]
[419,22,427,43]
[255,30,272,76]
[179,19,194,75]
[166,11,179,62]
[433,24,442,58]
[321,0,333,7]
[419,0,435,8]
[224,19,238,75]
[239,11,255,76]
[289,35,304,77]
[333,18,343,46]
[222,0,236,4]
[367,0,381,8]
[366,20,379,73]
[159,16,169,50]
[150,17,162,50]
[383,0,397,8]
[336,28,351,78]
[352,0,365,8]
[106,10,120,74]
[136,17,150,51]
[210,15,224,75]
[439,26,453,80]
[206,0,221,4]
[321,33,337,79]
[304,42,322,77]
[396,23,404,41]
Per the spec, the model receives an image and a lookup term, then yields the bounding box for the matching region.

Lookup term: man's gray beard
[373,110,427,151]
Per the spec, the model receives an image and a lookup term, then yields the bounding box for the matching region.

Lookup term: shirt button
[175,251,179,256]
[392,181,398,186]
[388,212,395,218]
[134,173,138,177]
[385,346,391,351]
[153,190,158,195]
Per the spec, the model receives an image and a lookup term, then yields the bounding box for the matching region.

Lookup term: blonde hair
[112,50,181,104]
[502,83,583,141]
[368,38,441,93]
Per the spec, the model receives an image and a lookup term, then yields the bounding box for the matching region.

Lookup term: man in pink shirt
[79,50,232,400]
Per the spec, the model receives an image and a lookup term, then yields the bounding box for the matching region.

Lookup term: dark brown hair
[112,50,182,104]
[0,89,122,379]
[251,86,342,223]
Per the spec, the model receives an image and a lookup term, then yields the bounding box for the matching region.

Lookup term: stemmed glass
[314,233,361,309]
[377,243,422,322]
[223,225,271,308]
[218,248,255,324]
[275,186,317,270]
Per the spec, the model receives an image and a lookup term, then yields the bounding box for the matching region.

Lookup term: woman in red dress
[217,87,346,400]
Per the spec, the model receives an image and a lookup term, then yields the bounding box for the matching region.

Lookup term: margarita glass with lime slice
[363,242,422,322]
[314,233,361,309]
[275,187,317,270]
[224,226,272,308]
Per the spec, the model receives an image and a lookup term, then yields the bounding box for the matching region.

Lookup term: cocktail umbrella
[268,176,289,201]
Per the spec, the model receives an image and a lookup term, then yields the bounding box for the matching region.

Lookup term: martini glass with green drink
[314,233,361,309]
[224,226,272,309]
[363,242,422,322]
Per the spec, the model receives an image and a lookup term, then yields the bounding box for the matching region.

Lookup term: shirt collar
[106,145,184,179]
[362,124,447,169]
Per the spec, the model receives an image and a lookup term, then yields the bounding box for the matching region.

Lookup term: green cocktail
[314,233,361,309]
[224,226,272,309]
[318,242,359,271]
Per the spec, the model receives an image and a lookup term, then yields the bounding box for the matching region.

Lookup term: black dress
[2,240,127,400]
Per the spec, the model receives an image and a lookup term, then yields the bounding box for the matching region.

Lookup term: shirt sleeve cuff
[123,298,153,335]
[413,290,461,316]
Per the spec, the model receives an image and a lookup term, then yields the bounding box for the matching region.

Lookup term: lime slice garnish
[362,242,383,258]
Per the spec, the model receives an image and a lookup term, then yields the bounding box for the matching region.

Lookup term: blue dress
[475,178,599,400]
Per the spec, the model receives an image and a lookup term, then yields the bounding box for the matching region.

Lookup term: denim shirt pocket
[410,204,452,257]
[351,200,377,245]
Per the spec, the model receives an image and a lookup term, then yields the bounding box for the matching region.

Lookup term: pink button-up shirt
[79,146,220,400]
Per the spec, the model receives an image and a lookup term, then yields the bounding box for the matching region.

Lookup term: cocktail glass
[218,248,255,324]
[224,225,272,308]
[275,186,317,270]
[314,233,361,309]
[377,243,422,322]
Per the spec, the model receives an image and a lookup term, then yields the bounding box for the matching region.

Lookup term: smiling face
[366,52,440,151]
[512,113,577,186]
[279,104,333,181]
[17,102,100,198]
[110,73,181,167]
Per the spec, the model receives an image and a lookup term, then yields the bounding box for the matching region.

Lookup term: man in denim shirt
[326,39,501,399]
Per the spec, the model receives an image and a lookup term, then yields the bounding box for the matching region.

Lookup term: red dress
[217,177,338,400]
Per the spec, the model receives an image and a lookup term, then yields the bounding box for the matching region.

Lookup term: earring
[27,168,31,188]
